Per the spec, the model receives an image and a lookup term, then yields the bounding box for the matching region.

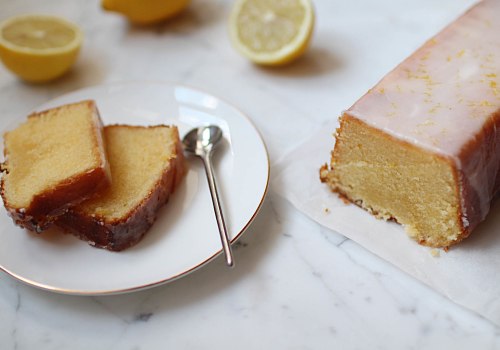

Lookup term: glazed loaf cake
[57,125,186,251]
[320,0,500,247]
[1,100,110,232]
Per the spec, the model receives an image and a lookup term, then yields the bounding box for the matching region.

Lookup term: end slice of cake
[1,100,111,232]
[57,125,186,251]
[320,0,500,247]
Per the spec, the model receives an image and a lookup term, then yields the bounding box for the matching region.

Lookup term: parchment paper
[273,120,500,326]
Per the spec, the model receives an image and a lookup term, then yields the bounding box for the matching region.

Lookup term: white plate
[0,81,269,295]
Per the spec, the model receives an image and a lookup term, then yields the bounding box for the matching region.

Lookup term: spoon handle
[202,153,235,267]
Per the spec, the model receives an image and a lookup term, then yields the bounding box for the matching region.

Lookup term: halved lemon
[102,0,191,25]
[229,0,315,66]
[0,15,83,83]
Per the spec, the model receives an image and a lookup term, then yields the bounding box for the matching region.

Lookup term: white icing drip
[462,215,470,229]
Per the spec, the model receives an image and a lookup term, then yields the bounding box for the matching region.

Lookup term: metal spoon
[182,125,234,267]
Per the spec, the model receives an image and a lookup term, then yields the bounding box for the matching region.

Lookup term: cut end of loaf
[320,114,468,248]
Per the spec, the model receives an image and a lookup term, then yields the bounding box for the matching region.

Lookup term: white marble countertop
[1,0,499,348]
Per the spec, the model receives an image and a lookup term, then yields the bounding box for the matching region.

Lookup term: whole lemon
[102,0,191,25]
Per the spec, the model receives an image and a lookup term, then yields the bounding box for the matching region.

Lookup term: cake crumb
[324,207,330,214]
[430,249,440,258]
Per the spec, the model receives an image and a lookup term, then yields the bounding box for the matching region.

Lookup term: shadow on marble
[8,193,286,328]
[254,46,344,78]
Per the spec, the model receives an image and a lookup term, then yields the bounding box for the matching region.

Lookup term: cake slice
[320,0,500,247]
[57,125,186,251]
[1,100,110,232]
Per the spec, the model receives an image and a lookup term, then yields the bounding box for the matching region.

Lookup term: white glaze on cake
[346,0,500,221]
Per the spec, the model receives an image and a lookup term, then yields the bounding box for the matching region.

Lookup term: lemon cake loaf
[320,0,500,247]
[1,100,110,232]
[57,125,186,251]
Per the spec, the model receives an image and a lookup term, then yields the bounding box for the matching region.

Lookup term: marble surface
[1,0,499,348]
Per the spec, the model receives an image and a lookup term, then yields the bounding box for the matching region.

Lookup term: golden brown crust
[1,166,110,232]
[57,128,186,251]
[0,100,111,232]
[455,109,500,238]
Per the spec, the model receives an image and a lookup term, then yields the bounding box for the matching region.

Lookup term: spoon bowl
[182,125,223,157]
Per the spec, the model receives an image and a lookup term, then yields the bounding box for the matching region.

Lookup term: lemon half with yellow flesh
[0,15,83,83]
[229,0,315,66]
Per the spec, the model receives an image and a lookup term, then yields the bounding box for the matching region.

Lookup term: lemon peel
[102,0,191,25]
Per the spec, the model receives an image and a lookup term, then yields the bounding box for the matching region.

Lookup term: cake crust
[2,166,110,232]
[455,108,500,234]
